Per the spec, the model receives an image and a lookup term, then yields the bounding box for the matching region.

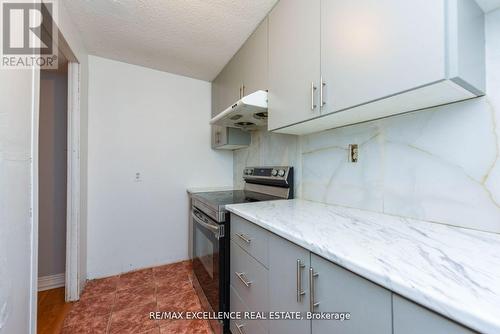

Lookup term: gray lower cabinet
[231,214,270,268]
[392,295,477,334]
[268,232,310,334]
[230,214,475,334]
[230,240,269,333]
[310,254,392,334]
[230,286,267,334]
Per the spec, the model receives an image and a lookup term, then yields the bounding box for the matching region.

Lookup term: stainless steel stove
[190,166,293,334]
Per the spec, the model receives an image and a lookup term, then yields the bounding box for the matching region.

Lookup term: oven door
[192,207,224,316]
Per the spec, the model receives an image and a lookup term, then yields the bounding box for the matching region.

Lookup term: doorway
[37,52,70,333]
[32,7,82,334]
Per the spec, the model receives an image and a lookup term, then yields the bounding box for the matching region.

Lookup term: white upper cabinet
[212,18,268,117]
[269,0,485,135]
[240,17,268,97]
[268,0,321,130]
[321,0,446,113]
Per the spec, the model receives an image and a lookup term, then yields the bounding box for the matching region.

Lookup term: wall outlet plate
[349,144,358,163]
[134,172,143,182]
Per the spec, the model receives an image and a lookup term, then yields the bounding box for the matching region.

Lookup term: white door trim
[66,61,81,301]
[29,66,41,334]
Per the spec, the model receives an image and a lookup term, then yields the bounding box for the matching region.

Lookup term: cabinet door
[268,233,310,334]
[320,0,446,114]
[218,52,243,113]
[311,254,392,334]
[240,17,268,96]
[211,74,223,117]
[268,0,321,130]
[393,295,477,334]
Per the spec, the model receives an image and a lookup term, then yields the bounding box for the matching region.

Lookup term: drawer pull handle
[309,267,320,312]
[311,82,317,110]
[235,272,253,287]
[320,77,326,108]
[236,233,251,244]
[297,259,306,302]
[235,322,246,334]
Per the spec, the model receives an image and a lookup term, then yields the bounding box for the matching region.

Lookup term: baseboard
[38,273,65,291]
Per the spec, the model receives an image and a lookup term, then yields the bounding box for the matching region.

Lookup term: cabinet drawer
[231,214,269,268]
[230,286,267,334]
[230,240,269,320]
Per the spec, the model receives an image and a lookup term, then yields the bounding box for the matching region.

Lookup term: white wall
[87,56,233,278]
[235,8,500,234]
[38,70,68,278]
[0,67,37,334]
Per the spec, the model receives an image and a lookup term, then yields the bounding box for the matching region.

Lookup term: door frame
[65,61,81,301]
[30,14,82,334]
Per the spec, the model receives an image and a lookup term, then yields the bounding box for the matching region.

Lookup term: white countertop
[225,199,500,334]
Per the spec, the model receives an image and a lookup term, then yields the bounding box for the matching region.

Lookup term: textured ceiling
[476,0,500,12]
[63,0,498,81]
[63,0,277,81]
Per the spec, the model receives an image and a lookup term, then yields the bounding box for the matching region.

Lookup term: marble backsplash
[234,9,500,234]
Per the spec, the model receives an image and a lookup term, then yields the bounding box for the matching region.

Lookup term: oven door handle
[192,211,223,238]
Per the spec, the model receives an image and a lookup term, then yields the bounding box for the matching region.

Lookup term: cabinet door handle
[242,84,245,97]
[311,82,317,111]
[236,233,251,244]
[235,272,253,287]
[239,86,242,99]
[309,267,319,312]
[235,322,246,334]
[297,260,306,302]
[320,77,326,108]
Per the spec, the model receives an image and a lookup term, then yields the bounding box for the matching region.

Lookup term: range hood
[210,90,268,130]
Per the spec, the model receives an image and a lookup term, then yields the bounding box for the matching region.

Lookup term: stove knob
[247,169,253,175]
[271,169,278,176]
[278,169,286,177]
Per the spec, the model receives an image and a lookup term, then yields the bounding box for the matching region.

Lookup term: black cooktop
[192,190,281,212]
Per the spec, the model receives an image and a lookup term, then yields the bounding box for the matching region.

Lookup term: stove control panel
[243,166,294,198]
[243,167,291,180]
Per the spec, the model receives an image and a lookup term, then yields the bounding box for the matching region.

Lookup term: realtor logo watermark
[1,0,58,69]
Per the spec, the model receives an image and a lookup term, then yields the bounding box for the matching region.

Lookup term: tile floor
[62,260,213,334]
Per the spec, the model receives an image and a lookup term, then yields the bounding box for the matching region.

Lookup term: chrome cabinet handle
[239,86,242,99]
[320,77,326,108]
[309,267,319,312]
[235,272,253,287]
[297,260,306,302]
[242,84,245,97]
[236,233,251,244]
[311,82,317,110]
[235,322,246,334]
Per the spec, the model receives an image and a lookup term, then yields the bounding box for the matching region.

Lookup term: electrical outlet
[349,144,358,163]
[134,172,142,182]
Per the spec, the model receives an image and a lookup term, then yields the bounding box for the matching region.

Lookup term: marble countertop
[225,199,500,334]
